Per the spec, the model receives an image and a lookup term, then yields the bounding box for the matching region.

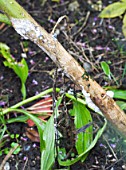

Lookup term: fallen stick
[0,0,126,136]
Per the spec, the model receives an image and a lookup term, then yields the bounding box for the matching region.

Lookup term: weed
[0,43,28,100]
[101,61,119,86]
[0,87,107,169]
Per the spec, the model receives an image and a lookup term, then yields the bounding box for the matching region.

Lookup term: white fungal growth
[11,18,58,62]
[11,18,43,41]
[106,90,114,98]
[81,85,101,113]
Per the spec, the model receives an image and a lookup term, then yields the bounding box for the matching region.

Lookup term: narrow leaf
[111,89,126,100]
[41,116,55,170]
[116,101,126,110]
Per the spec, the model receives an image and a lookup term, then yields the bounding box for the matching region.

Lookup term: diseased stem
[0,0,126,136]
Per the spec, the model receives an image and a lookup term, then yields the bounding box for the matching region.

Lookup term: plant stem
[0,0,29,19]
[0,14,11,25]
[2,88,60,115]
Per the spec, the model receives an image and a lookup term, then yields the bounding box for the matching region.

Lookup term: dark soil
[0,0,126,169]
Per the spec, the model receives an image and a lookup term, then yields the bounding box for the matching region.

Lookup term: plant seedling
[3,142,20,155]
[101,61,119,86]
[101,61,111,79]
[0,43,28,100]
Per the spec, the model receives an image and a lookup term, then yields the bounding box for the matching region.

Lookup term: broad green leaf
[13,58,28,84]
[58,118,107,166]
[11,142,21,154]
[72,101,93,156]
[4,148,9,154]
[122,0,126,3]
[116,101,126,110]
[41,116,55,170]
[101,61,111,77]
[123,13,126,24]
[122,13,126,37]
[99,2,126,18]
[0,43,28,99]
[111,89,126,100]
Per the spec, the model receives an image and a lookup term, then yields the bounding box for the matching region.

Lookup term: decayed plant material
[0,0,126,136]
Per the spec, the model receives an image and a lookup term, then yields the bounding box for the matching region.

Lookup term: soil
[0,0,126,169]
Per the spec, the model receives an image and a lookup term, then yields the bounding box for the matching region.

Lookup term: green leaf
[116,101,126,110]
[72,102,93,157]
[123,13,126,24]
[4,148,9,154]
[122,14,126,37]
[0,151,2,156]
[58,118,107,166]
[122,0,126,3]
[21,83,26,100]
[0,125,6,141]
[111,89,126,100]
[99,2,126,18]
[101,61,111,77]
[9,108,45,151]
[13,147,21,154]
[41,116,55,170]
[11,142,21,154]
[17,58,28,83]
[7,115,28,123]
[0,43,28,99]
[10,134,15,139]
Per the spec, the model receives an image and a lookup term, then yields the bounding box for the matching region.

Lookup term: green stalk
[0,14,11,25]
[0,0,30,19]
[1,87,103,117]
[2,88,60,115]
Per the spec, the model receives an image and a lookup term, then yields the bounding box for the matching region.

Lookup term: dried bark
[0,0,126,136]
